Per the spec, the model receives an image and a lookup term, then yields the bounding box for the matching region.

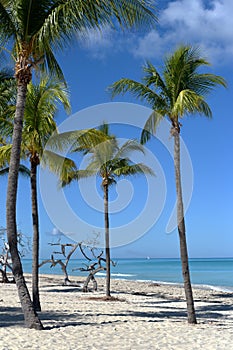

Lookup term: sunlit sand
[0,274,232,349]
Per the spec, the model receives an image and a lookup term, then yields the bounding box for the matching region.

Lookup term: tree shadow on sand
[1,294,232,330]
[0,306,81,328]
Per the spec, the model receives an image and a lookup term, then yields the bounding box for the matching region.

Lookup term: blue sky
[1,0,232,259]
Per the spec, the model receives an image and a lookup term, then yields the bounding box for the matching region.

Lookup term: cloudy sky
[80,0,233,66]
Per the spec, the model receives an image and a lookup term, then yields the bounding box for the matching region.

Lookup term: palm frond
[61,168,98,187]
[36,0,157,51]
[114,139,145,159]
[41,149,76,172]
[0,116,14,139]
[42,148,79,188]
[113,163,155,177]
[101,0,157,30]
[47,129,110,154]
[194,100,212,118]
[109,78,162,107]
[142,61,166,91]
[141,110,164,144]
[0,163,29,177]
[0,2,17,43]
[40,47,66,82]
[0,166,9,175]
[174,89,212,118]
[188,73,227,96]
[0,144,12,166]
[18,164,30,177]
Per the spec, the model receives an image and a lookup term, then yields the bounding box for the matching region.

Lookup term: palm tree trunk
[6,82,43,329]
[31,159,41,311]
[104,183,111,297]
[173,127,197,324]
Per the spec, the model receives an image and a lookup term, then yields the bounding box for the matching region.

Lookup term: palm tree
[23,77,70,312]
[0,0,156,328]
[60,124,154,297]
[109,45,226,323]
[0,75,71,312]
[1,76,72,310]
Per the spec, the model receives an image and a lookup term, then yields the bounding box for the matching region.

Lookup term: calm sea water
[22,258,233,292]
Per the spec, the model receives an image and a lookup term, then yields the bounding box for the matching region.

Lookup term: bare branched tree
[0,227,30,283]
[40,240,116,291]
[39,242,79,285]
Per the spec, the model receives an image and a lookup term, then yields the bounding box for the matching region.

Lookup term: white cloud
[132,0,233,65]
[78,26,124,60]
[77,1,233,66]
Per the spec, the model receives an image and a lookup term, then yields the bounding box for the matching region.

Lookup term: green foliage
[0,0,156,80]
[0,66,16,129]
[22,76,70,157]
[0,76,71,168]
[58,123,155,188]
[109,45,227,143]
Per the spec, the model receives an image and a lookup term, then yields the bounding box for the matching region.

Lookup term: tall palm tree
[0,0,156,328]
[109,45,226,323]
[60,124,154,297]
[0,76,71,311]
[1,78,105,310]
[23,77,70,312]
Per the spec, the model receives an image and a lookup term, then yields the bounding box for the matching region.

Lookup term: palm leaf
[113,163,155,177]
[114,139,145,159]
[0,144,12,166]
[143,61,166,91]
[18,164,30,177]
[109,78,162,107]
[141,110,164,144]
[0,163,29,177]
[47,129,110,154]
[41,149,76,173]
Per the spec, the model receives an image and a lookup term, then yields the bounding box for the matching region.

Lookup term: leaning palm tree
[0,76,71,311]
[60,124,154,297]
[0,0,156,328]
[109,45,226,323]
[1,77,106,310]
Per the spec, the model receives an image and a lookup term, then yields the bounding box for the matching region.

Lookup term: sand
[0,274,233,349]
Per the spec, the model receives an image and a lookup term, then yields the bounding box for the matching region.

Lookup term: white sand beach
[0,274,233,350]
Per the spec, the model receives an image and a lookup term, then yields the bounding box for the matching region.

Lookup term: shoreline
[22,257,233,293]
[37,270,233,293]
[1,274,233,349]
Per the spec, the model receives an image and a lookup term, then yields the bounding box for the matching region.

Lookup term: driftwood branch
[74,247,116,292]
[39,243,79,285]
[40,240,116,291]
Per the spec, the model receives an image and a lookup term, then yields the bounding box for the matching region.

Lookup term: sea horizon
[22,257,233,293]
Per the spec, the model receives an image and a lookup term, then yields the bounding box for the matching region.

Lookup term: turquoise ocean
[22,258,233,292]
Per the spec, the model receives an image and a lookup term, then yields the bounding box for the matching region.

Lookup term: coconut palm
[0,76,72,311]
[23,77,71,312]
[109,45,226,323]
[0,0,156,328]
[60,123,154,297]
